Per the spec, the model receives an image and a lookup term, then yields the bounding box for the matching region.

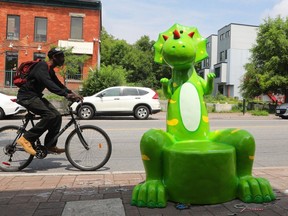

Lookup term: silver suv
[71,86,161,120]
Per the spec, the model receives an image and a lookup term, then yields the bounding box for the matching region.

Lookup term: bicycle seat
[25,111,41,120]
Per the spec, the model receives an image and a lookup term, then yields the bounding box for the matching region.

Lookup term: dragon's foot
[131,180,167,208]
[238,176,276,203]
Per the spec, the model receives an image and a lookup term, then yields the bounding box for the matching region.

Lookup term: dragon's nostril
[182,45,185,48]
[172,46,176,49]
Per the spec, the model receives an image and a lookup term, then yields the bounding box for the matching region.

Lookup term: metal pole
[243,98,246,115]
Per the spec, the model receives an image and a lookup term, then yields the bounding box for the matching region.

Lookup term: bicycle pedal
[35,146,48,159]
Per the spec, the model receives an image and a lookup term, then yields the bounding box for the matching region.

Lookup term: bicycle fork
[75,124,90,150]
[44,118,90,151]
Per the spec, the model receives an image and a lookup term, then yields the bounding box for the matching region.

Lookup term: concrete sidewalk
[0,167,287,216]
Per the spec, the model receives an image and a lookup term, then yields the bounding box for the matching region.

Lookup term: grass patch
[250,110,269,116]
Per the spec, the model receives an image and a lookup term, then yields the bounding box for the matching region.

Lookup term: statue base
[163,140,238,204]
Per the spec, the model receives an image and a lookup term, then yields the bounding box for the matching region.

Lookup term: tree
[81,65,127,96]
[100,28,132,66]
[57,47,90,86]
[99,29,171,89]
[240,16,288,100]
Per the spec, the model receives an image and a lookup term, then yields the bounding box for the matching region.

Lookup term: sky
[101,0,288,44]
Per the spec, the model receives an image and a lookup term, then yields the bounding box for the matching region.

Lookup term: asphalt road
[0,112,287,174]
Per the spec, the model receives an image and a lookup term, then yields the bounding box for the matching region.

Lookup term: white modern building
[200,23,258,99]
[199,34,218,88]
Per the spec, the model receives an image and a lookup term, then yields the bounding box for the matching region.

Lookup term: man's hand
[66,92,83,102]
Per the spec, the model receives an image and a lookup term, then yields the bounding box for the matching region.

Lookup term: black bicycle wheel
[0,126,34,172]
[65,125,112,171]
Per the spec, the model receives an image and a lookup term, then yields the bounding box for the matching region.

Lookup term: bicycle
[0,102,112,172]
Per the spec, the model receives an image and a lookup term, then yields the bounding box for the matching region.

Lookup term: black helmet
[48,47,64,59]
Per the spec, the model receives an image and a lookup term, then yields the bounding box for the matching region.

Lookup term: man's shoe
[47,146,65,154]
[16,136,36,156]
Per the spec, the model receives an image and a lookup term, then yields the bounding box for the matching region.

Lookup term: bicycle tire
[0,125,34,172]
[65,125,112,171]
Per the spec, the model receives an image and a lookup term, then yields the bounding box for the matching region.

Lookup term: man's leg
[41,98,63,148]
[17,97,59,155]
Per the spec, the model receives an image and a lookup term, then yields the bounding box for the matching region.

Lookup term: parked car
[0,93,26,119]
[71,86,161,120]
[275,103,288,119]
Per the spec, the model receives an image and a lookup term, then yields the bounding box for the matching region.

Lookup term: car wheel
[0,108,4,120]
[78,105,95,120]
[134,106,149,120]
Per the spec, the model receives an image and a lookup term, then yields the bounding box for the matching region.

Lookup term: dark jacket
[17,61,71,101]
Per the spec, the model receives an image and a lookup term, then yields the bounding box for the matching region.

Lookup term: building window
[225,50,228,60]
[220,33,225,40]
[225,30,230,38]
[220,51,225,62]
[33,52,46,61]
[5,51,18,87]
[215,67,220,78]
[67,63,83,80]
[34,17,47,42]
[70,17,83,39]
[198,71,204,79]
[203,58,209,68]
[7,15,20,40]
[218,85,224,94]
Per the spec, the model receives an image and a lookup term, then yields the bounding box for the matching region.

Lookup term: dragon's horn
[173,30,181,39]
[162,35,169,41]
[188,32,195,38]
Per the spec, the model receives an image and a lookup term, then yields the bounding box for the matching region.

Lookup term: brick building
[0,0,101,91]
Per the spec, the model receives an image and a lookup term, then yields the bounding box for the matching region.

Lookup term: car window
[123,88,139,96]
[102,88,121,97]
[138,89,149,95]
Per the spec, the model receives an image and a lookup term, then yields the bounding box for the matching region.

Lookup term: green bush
[81,65,127,96]
[206,104,215,113]
[156,89,166,100]
[231,102,243,112]
[250,110,269,116]
[204,93,239,104]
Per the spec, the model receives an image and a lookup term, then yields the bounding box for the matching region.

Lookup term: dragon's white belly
[179,83,201,131]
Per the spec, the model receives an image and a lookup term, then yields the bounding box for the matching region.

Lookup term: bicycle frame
[21,107,89,150]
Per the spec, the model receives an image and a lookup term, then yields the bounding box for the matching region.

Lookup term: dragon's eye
[180,30,183,34]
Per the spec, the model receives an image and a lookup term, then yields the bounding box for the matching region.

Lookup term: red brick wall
[0,2,101,91]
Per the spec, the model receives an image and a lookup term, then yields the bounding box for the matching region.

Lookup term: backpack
[13,59,42,87]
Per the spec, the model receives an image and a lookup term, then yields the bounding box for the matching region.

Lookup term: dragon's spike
[173,30,181,39]
[163,35,169,41]
[188,32,195,38]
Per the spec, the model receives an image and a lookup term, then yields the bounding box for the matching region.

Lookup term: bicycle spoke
[0,126,33,172]
[65,125,112,171]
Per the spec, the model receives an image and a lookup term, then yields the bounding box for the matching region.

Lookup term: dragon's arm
[160,78,172,99]
[199,73,216,95]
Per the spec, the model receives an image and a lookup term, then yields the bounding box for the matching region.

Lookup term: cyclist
[16,47,83,156]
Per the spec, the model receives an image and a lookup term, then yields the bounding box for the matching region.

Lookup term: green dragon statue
[131,23,275,208]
